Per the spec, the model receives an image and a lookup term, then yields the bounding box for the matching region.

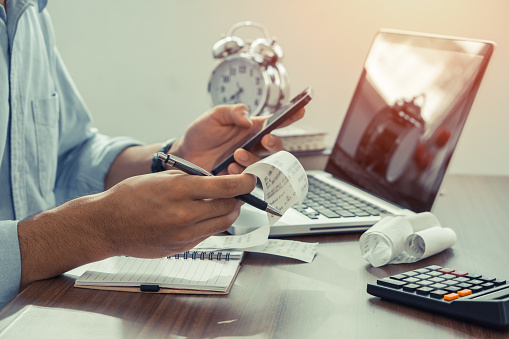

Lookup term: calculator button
[414,268,431,274]
[451,271,468,277]
[430,290,448,298]
[438,268,455,274]
[444,293,459,301]
[403,284,420,292]
[469,279,483,285]
[429,277,445,283]
[415,274,432,280]
[424,265,443,270]
[494,279,506,286]
[403,277,420,284]
[470,286,484,293]
[442,280,458,286]
[416,287,434,295]
[480,277,496,282]
[453,277,470,283]
[457,282,473,289]
[441,274,456,279]
[482,282,495,290]
[390,274,407,280]
[457,289,472,297]
[444,286,461,293]
[430,283,448,290]
[404,271,418,277]
[426,271,443,277]
[378,278,406,289]
[465,273,482,279]
[416,280,433,286]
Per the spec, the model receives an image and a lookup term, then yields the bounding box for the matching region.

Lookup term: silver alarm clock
[208,21,290,116]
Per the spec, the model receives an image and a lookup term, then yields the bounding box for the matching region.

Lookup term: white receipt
[193,151,316,263]
[243,150,308,225]
[246,239,318,263]
[193,224,270,250]
[194,228,317,263]
[359,212,457,267]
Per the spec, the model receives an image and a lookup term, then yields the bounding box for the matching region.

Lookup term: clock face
[209,55,268,115]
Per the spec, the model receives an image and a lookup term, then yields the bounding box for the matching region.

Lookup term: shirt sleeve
[51,48,143,204]
[0,9,147,310]
[0,221,22,309]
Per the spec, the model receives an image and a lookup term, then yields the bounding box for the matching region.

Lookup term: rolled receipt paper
[359,212,456,267]
[243,150,308,225]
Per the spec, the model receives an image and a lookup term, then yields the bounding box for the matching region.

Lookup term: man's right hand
[17,170,256,290]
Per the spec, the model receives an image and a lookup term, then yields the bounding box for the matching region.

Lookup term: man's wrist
[151,138,177,173]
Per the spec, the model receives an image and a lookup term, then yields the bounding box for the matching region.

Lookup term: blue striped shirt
[0,0,142,307]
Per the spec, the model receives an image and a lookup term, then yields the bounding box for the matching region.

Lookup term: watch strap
[151,138,177,173]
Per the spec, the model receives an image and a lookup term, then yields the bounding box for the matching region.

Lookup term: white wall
[47,0,509,176]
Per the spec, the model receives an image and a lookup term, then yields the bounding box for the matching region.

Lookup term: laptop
[229,29,495,236]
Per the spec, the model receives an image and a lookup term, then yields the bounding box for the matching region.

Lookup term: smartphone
[211,86,313,175]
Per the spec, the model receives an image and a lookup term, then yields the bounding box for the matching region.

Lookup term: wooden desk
[1,175,509,338]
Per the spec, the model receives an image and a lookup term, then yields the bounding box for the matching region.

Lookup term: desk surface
[1,175,509,338]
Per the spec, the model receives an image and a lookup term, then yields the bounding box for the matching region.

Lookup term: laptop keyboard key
[300,176,389,219]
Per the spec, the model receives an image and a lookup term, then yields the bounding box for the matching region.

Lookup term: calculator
[367,265,509,329]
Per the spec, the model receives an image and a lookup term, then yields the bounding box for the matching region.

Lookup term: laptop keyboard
[294,176,388,219]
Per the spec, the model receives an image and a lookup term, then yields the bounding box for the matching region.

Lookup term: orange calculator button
[458,289,472,297]
[444,293,459,301]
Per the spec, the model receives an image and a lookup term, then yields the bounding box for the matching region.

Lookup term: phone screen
[211,87,313,175]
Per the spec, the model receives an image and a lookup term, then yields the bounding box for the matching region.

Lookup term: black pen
[155,152,283,217]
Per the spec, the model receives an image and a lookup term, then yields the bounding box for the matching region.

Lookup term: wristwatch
[151,138,177,173]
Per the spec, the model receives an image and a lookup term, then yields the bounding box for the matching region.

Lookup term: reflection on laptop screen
[326,30,494,212]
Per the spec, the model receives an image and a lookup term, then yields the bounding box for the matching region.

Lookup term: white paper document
[194,224,271,250]
[194,224,317,263]
[359,212,456,267]
[246,239,318,263]
[243,150,308,225]
[193,151,317,263]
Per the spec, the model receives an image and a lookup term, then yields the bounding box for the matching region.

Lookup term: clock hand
[229,86,244,101]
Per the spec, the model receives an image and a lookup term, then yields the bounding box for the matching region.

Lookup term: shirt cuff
[0,220,22,309]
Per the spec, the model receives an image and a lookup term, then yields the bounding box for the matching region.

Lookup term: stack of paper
[272,126,326,152]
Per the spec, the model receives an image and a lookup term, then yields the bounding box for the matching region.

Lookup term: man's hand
[170,104,305,174]
[18,171,256,289]
[100,171,256,257]
[104,104,305,188]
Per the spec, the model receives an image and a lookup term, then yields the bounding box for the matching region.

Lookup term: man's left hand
[170,104,305,173]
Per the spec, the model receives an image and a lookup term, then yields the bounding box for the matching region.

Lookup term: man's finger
[213,104,252,128]
[183,206,243,238]
[160,172,256,200]
[260,134,283,152]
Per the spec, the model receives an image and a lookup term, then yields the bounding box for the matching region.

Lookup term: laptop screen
[325,30,494,212]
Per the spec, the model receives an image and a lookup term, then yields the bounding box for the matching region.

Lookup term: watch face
[208,55,269,115]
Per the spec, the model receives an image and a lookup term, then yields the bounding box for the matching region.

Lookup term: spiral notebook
[74,250,244,295]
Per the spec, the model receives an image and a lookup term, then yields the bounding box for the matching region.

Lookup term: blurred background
[47,0,509,176]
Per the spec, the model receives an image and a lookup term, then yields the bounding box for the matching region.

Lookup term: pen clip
[156,152,213,177]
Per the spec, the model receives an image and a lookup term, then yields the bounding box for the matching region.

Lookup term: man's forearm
[17,194,116,290]
[104,144,160,189]
[104,138,186,189]
[18,141,180,289]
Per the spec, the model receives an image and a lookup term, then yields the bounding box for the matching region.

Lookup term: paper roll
[359,212,456,267]
[243,151,308,225]
[359,216,413,267]
[405,227,457,259]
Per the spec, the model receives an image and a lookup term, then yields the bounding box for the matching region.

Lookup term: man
[0,0,304,308]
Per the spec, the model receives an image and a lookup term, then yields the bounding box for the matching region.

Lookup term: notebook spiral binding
[169,251,233,261]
